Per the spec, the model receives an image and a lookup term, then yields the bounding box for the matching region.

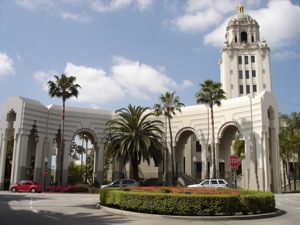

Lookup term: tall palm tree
[48,74,81,185]
[195,79,226,179]
[153,91,184,186]
[104,104,165,180]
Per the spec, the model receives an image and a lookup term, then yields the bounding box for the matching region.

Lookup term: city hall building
[0,4,281,193]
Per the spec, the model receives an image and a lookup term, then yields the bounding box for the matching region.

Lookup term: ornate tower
[220,4,272,99]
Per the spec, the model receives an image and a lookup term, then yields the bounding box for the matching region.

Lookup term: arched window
[241,32,247,43]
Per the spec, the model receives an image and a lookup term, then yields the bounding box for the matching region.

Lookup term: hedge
[99,187,275,216]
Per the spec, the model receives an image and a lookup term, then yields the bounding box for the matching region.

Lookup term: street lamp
[193,156,197,184]
[44,157,48,190]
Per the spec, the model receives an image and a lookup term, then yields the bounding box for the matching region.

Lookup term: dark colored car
[9,180,43,193]
[100,179,140,189]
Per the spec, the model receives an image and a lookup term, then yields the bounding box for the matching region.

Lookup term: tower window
[235,36,237,43]
[252,36,254,42]
[241,31,247,43]
[238,56,242,64]
[253,85,257,92]
[246,70,249,79]
[239,85,244,94]
[251,56,255,63]
[239,70,243,79]
[252,70,256,77]
[246,85,250,94]
[245,56,248,64]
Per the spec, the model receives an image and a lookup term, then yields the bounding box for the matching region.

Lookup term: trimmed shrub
[99,187,276,216]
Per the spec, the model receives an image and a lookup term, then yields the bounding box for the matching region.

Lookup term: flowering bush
[45,185,88,193]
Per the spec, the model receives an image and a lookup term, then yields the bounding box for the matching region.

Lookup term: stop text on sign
[228,155,241,169]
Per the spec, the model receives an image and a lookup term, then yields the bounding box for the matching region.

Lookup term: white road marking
[45,215,59,220]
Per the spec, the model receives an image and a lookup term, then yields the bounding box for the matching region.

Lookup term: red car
[9,180,43,193]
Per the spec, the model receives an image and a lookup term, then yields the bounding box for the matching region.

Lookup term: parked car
[9,180,43,193]
[101,179,140,189]
[187,179,228,188]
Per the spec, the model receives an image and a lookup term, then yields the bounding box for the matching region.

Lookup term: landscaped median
[99,187,276,216]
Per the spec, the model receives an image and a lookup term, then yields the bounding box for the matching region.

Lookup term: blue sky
[0,0,300,115]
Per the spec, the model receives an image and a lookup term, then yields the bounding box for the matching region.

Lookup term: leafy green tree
[290,112,300,182]
[86,149,94,184]
[153,91,184,186]
[195,80,226,179]
[279,112,300,190]
[104,104,165,181]
[48,74,81,185]
[233,135,245,175]
[68,161,81,178]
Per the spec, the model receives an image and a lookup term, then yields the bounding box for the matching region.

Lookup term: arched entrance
[218,121,242,187]
[70,128,100,186]
[174,127,206,186]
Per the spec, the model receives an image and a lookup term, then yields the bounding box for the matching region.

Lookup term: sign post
[228,155,241,189]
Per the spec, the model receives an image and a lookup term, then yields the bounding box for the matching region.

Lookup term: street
[0,191,299,225]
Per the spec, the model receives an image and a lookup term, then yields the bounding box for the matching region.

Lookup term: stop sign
[228,155,241,169]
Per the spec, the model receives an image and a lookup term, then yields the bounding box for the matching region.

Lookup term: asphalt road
[0,191,299,225]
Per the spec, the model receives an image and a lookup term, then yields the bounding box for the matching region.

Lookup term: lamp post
[193,156,197,184]
[44,157,48,190]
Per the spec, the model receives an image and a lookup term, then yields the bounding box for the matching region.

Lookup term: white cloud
[61,11,93,23]
[15,0,54,10]
[33,70,57,91]
[64,62,124,104]
[272,50,299,61]
[172,0,234,32]
[35,57,191,108]
[181,79,193,88]
[111,56,177,99]
[0,52,15,78]
[91,0,154,12]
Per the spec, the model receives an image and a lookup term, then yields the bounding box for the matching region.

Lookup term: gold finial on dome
[237,3,244,14]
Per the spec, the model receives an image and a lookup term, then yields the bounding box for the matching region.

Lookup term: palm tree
[153,91,184,186]
[48,74,81,185]
[195,79,226,179]
[104,104,165,181]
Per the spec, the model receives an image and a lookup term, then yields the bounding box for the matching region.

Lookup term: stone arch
[175,127,201,143]
[71,128,98,145]
[218,121,242,139]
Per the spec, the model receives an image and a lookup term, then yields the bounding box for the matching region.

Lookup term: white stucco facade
[0,4,281,193]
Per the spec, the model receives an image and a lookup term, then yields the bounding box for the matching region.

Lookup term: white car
[188,179,228,188]
[100,179,140,189]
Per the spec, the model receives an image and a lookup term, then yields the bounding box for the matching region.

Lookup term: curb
[100,205,285,221]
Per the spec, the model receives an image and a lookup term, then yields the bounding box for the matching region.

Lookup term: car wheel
[11,187,17,193]
[30,188,36,193]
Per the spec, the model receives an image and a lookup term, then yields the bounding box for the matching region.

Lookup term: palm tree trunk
[210,106,216,179]
[131,157,139,181]
[168,117,175,186]
[80,139,83,182]
[283,159,286,191]
[60,99,65,185]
